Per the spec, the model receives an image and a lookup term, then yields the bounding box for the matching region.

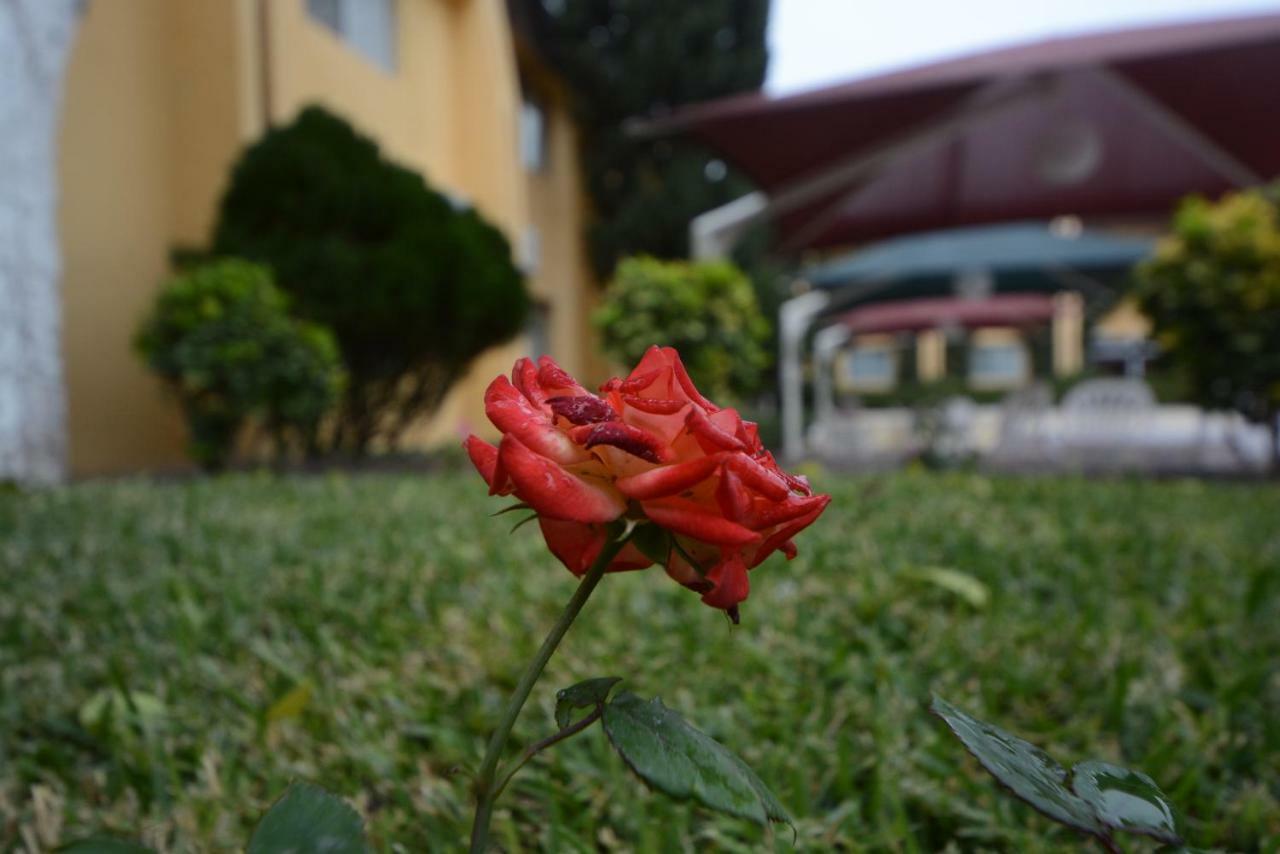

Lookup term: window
[517,226,541,275]
[968,341,1029,388]
[307,0,398,72]
[840,346,897,392]
[525,302,552,360]
[519,95,548,172]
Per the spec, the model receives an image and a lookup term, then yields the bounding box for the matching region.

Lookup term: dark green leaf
[509,514,538,534]
[554,676,622,730]
[248,782,368,854]
[1071,760,1181,845]
[59,839,154,854]
[630,523,672,565]
[929,696,1104,835]
[931,697,1184,847]
[490,502,532,517]
[602,691,791,828]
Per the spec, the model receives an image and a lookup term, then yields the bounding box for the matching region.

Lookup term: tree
[212,106,528,453]
[135,260,345,470]
[1135,188,1280,465]
[525,0,770,278]
[0,0,81,483]
[595,256,769,402]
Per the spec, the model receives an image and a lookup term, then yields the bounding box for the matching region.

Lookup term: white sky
[768,0,1280,94]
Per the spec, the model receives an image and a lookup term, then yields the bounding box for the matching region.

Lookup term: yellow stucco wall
[523,73,604,384]
[58,0,592,474]
[59,0,204,475]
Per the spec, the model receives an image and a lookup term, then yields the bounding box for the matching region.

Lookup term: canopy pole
[688,77,1050,260]
[813,325,851,427]
[690,191,768,259]
[779,290,831,462]
[1086,67,1262,188]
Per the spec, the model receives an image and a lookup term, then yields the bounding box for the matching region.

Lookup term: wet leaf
[630,523,672,565]
[930,696,1103,835]
[602,691,791,829]
[554,676,621,729]
[248,782,368,854]
[932,697,1184,847]
[1071,760,1181,845]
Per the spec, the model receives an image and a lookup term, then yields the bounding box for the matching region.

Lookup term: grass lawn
[1,469,1278,852]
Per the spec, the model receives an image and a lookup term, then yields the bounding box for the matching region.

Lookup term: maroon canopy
[642,12,1280,251]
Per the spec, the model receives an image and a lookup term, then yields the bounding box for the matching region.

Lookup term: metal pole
[779,290,831,461]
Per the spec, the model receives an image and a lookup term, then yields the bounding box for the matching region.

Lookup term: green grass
[1,470,1278,852]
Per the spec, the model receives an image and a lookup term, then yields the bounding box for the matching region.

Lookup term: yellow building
[57,0,598,476]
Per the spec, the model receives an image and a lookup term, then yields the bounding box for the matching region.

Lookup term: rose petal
[625,347,675,392]
[463,435,511,495]
[663,550,707,589]
[714,465,753,523]
[616,453,727,500]
[485,375,590,465]
[499,435,626,523]
[538,518,652,576]
[511,357,549,407]
[537,355,589,396]
[722,453,791,501]
[738,492,832,530]
[663,346,719,412]
[548,395,617,425]
[701,550,750,610]
[609,368,664,396]
[580,421,672,464]
[621,395,687,415]
[685,406,749,453]
[749,495,831,567]
[640,497,761,547]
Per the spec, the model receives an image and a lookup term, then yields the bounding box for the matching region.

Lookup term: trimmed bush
[1135,188,1280,436]
[135,260,345,470]
[211,106,529,452]
[595,256,769,402]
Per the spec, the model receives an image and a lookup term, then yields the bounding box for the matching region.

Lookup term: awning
[808,222,1151,287]
[641,12,1280,251]
[804,222,1152,315]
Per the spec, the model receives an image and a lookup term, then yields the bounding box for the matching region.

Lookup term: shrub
[1135,189,1280,441]
[135,260,345,470]
[211,106,529,452]
[595,256,769,402]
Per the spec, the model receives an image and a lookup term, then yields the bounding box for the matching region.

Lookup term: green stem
[491,705,603,801]
[467,535,628,853]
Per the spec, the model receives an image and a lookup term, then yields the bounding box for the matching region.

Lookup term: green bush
[1135,188,1280,429]
[211,106,528,452]
[135,260,345,470]
[595,256,769,402]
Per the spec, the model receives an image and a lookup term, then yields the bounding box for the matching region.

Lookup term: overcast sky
[768,0,1280,94]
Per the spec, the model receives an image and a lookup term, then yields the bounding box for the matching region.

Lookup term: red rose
[464,346,829,620]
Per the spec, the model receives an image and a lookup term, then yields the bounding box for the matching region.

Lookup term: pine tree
[525,0,770,277]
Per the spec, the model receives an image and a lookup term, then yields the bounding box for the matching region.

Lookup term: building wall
[58,0,589,474]
[60,0,194,475]
[521,63,605,385]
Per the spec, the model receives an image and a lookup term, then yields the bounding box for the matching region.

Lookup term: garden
[3,467,1277,850]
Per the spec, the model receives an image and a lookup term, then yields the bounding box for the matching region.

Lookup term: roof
[642,12,1280,250]
[644,12,1280,133]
